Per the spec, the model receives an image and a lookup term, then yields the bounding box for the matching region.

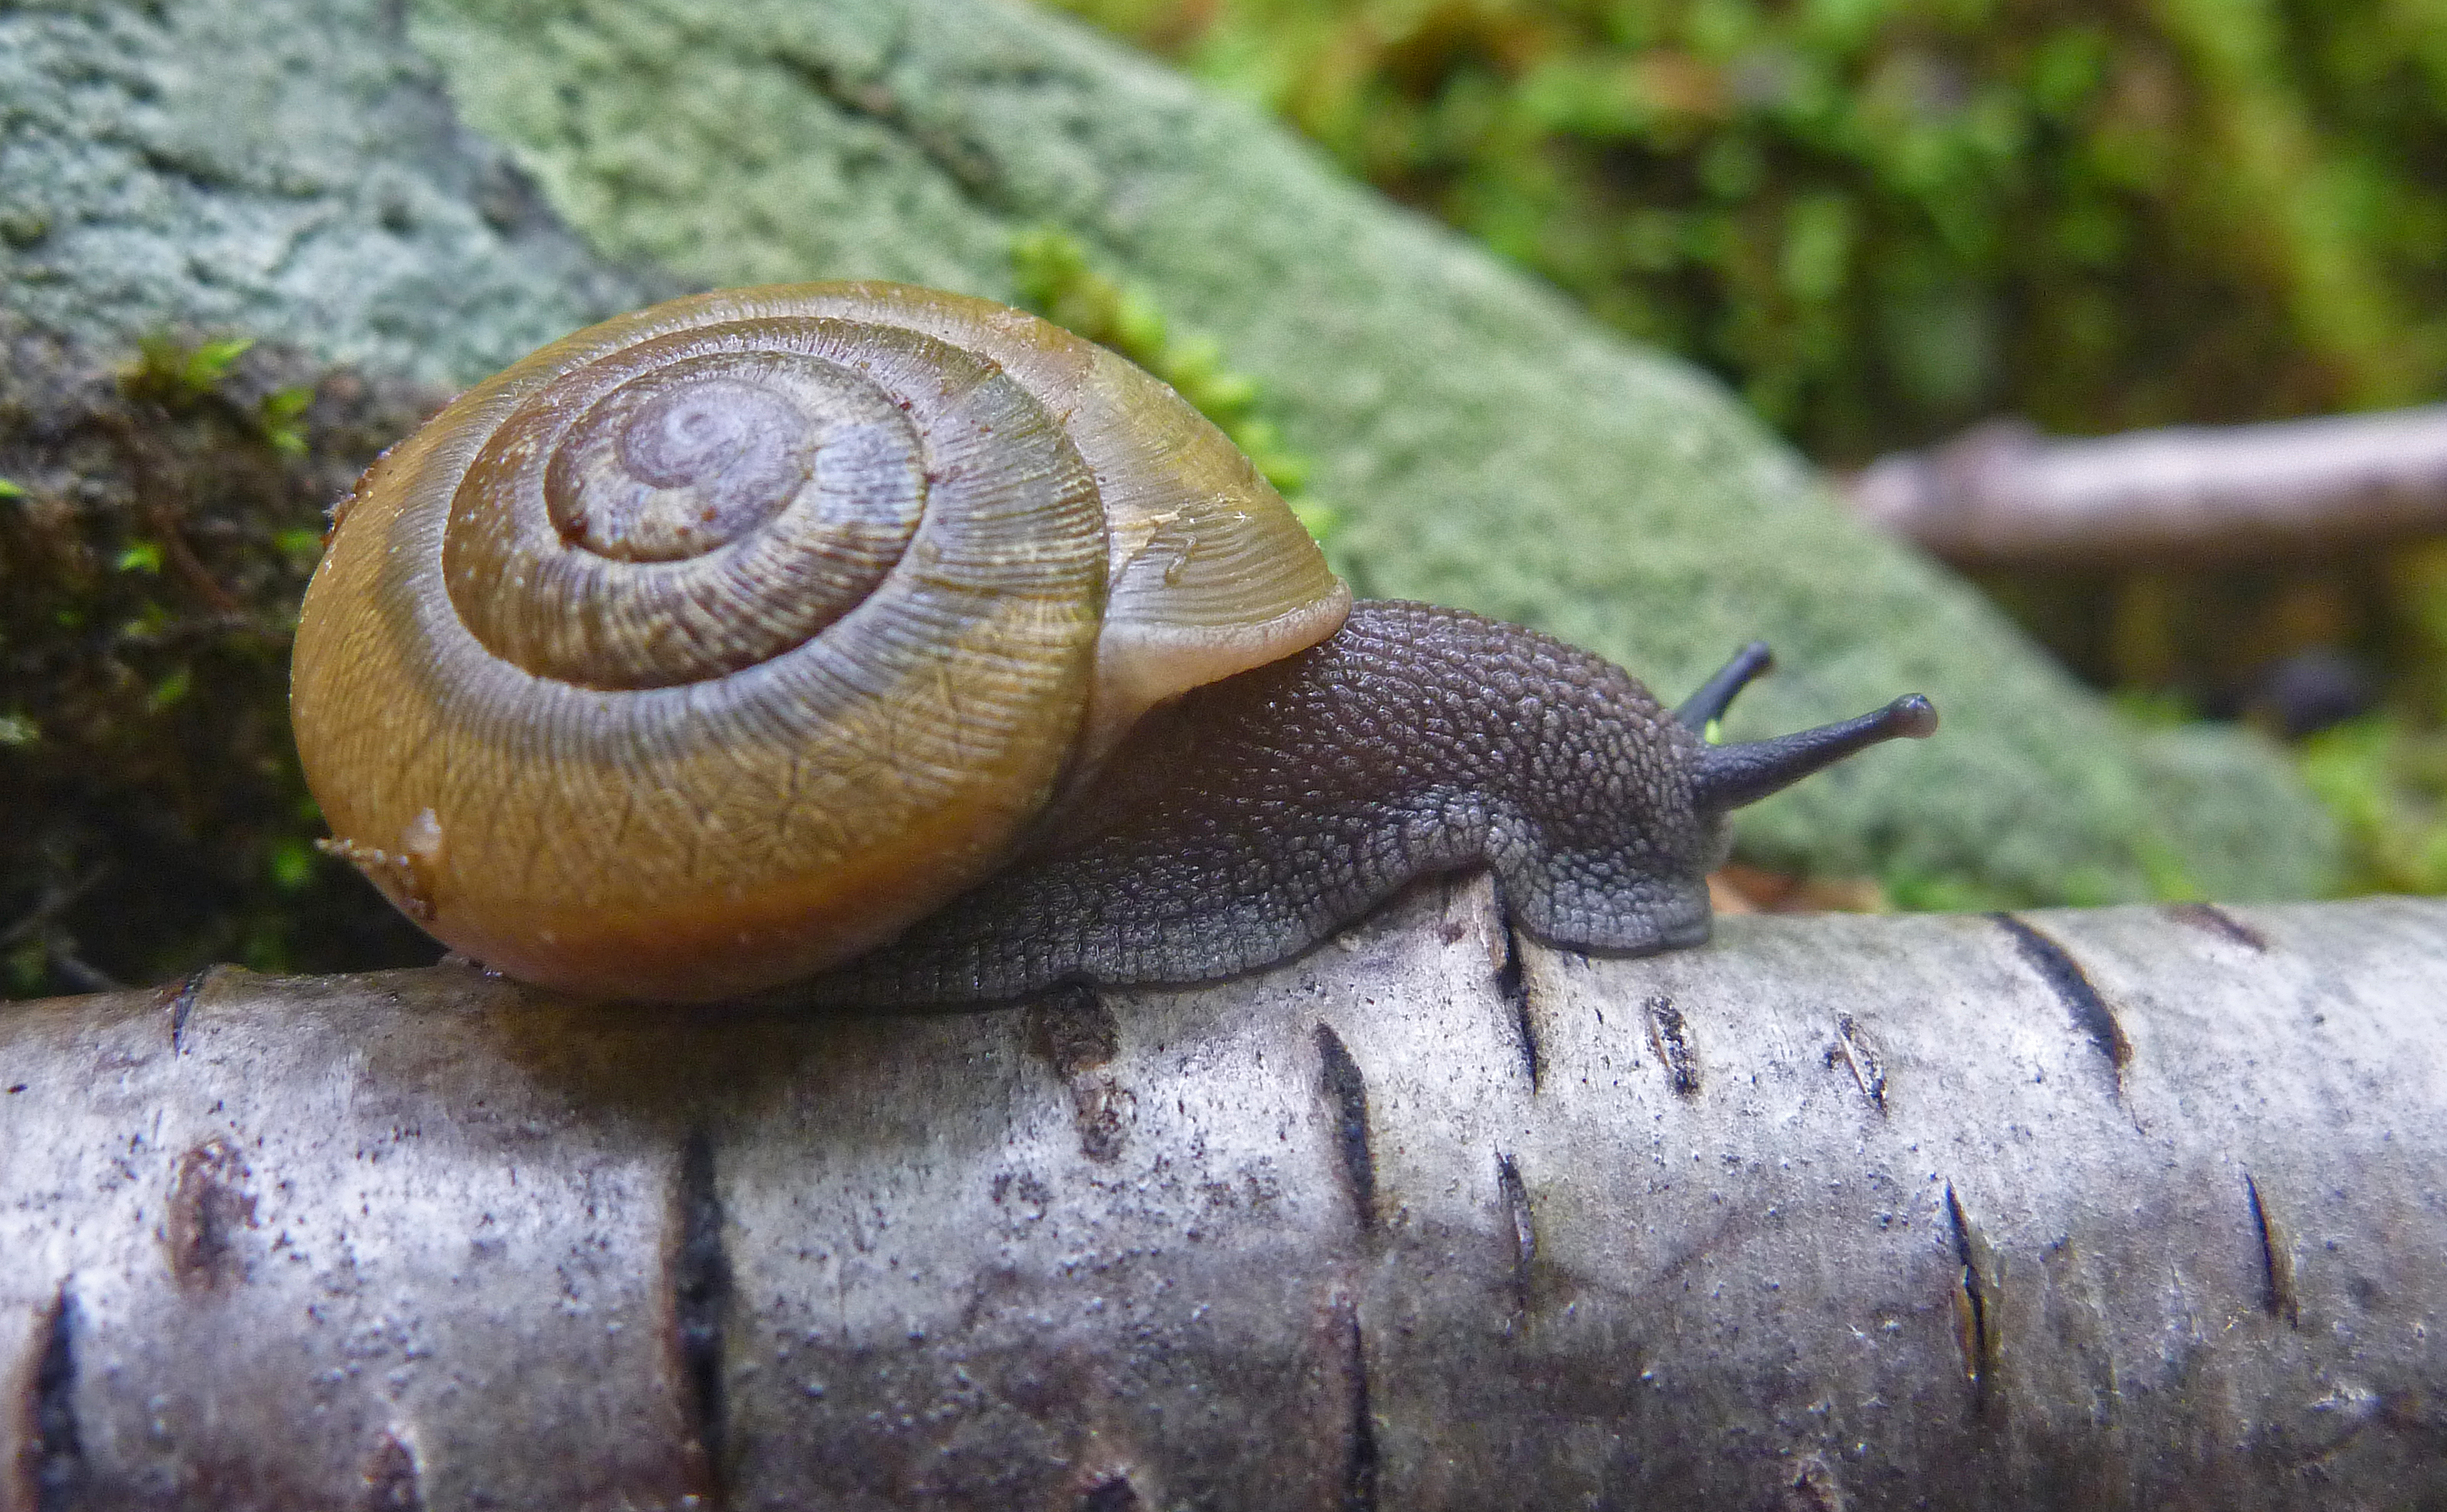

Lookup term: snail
[290,282,1936,1006]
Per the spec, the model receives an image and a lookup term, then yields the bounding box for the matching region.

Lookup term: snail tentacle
[1674,641,1774,730]
[1689,696,1940,815]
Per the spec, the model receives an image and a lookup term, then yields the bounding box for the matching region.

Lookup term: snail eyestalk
[1690,694,1938,815]
[1676,642,1775,731]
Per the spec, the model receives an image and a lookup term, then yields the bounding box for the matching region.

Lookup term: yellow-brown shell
[290,282,1348,1001]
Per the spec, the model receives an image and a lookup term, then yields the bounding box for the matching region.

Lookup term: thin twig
[1845,408,2447,566]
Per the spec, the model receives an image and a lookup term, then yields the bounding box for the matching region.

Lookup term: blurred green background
[1046,0,2447,457]
[1039,0,2447,894]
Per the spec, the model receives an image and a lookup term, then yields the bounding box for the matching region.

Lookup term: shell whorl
[291,284,1347,1001]
[443,329,940,688]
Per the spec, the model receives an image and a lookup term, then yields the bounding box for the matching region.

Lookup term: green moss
[267,836,318,893]
[259,386,315,458]
[121,334,257,409]
[2301,718,2447,894]
[1882,868,2016,914]
[1012,227,1341,544]
[0,314,444,997]
[145,665,193,713]
[1043,0,2447,465]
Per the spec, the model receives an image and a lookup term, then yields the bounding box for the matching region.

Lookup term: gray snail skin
[290,282,1935,1006]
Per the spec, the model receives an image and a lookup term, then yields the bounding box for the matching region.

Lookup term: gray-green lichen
[0,0,661,386]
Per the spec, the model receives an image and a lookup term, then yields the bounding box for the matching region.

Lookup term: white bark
[3,880,2443,1510]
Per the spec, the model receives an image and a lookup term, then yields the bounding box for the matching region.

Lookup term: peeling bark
[3,882,2443,1510]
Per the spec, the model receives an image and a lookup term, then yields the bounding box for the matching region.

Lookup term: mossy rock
[0,0,2336,994]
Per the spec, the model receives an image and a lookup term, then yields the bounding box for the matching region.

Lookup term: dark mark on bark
[2276,1384,2390,1470]
[30,1288,82,1512]
[1078,1473,1141,1511]
[1314,1024,1376,1234]
[164,963,217,1053]
[1335,1296,1379,1512]
[1782,1453,1846,1511]
[361,1430,423,1512]
[1495,922,1540,1092]
[1068,1078,1132,1164]
[2167,902,2269,952]
[1496,1151,1536,1317]
[166,1136,256,1288]
[1031,986,1131,1162]
[1990,914,2130,1078]
[2245,1174,2301,1327]
[674,1129,732,1499]
[1644,995,1699,1096]
[1944,1183,2001,1418]
[2378,1392,2447,1452]
[1828,1012,1886,1112]
[1028,983,1117,1076]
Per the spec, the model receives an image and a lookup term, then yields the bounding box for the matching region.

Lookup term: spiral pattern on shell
[291,284,1347,1001]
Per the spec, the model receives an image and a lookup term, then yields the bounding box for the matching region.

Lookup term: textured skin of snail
[822,599,1717,1006]
[292,282,1933,1007]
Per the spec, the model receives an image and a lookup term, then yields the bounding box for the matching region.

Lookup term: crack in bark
[674,1130,732,1504]
[163,963,217,1053]
[1828,1012,1886,1112]
[29,1287,83,1512]
[1313,1025,1376,1235]
[1944,1183,2002,1420]
[1494,920,1539,1093]
[2245,1174,2301,1327]
[1644,995,1700,1096]
[1335,1297,1379,1512]
[1496,1151,1536,1321]
[2166,902,2269,952]
[1990,915,2130,1080]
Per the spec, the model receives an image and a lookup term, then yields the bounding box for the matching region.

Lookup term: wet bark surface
[4,882,2442,1510]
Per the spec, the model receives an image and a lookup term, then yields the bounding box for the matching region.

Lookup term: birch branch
[1846,409,2447,566]
[4,881,2443,1510]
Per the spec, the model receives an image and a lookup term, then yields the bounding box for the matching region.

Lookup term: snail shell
[291,283,1347,1002]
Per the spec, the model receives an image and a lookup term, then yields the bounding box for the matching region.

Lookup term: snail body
[291,283,1932,1006]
